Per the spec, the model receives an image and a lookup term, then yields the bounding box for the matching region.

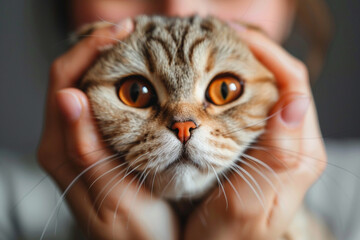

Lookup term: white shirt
[1,140,359,240]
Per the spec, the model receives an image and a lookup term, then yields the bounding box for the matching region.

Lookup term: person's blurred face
[71,0,296,42]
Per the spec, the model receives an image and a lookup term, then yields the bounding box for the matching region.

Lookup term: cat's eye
[206,74,244,105]
[118,76,156,108]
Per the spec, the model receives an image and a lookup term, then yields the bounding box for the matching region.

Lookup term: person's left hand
[184,26,327,240]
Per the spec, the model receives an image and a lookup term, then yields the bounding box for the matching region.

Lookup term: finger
[56,88,117,170]
[56,89,142,204]
[40,19,134,157]
[218,93,323,239]
[49,18,133,92]
[229,24,326,175]
[231,24,310,95]
[229,93,325,222]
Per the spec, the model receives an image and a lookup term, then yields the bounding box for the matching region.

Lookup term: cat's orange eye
[118,77,156,108]
[206,74,244,105]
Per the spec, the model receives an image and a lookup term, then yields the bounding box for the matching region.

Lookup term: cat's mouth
[164,151,201,171]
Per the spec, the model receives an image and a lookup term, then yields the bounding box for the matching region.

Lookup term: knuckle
[86,35,100,47]
[84,31,108,48]
[50,58,65,80]
[311,146,327,175]
[37,143,55,172]
[317,154,327,175]
[226,198,262,223]
[290,59,309,81]
[69,140,96,167]
[272,151,301,170]
[303,140,327,172]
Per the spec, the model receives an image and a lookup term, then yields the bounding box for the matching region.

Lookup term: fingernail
[112,18,134,35]
[280,96,310,128]
[57,90,82,122]
[227,21,247,33]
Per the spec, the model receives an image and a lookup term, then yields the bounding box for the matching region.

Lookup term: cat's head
[81,16,278,199]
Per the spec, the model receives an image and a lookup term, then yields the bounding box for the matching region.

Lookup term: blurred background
[0,0,359,154]
[0,0,359,239]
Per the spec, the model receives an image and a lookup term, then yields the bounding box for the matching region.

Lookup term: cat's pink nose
[171,121,197,144]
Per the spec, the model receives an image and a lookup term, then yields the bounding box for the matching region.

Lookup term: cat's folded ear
[69,22,114,44]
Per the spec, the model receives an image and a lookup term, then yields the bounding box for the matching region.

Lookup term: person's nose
[158,0,207,17]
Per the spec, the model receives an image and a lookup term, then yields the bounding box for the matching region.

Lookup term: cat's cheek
[186,127,239,169]
[124,130,182,170]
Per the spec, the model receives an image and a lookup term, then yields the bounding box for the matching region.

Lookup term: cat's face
[81,16,278,199]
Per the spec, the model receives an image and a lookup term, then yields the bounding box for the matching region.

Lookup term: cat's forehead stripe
[175,25,190,63]
[188,37,207,65]
[148,37,173,65]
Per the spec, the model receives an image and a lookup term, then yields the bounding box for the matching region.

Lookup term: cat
[79,15,334,239]
[80,15,278,200]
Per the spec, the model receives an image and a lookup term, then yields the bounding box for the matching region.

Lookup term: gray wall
[313,0,360,139]
[0,0,359,154]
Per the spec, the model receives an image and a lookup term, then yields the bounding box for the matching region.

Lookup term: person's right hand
[37,19,179,240]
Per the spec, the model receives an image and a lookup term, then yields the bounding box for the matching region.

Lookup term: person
[37,0,332,239]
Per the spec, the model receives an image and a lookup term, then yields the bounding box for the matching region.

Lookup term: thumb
[56,88,109,168]
[249,93,311,170]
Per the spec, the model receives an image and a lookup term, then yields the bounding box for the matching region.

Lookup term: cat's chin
[149,163,217,200]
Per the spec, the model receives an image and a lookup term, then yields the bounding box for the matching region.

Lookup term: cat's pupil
[221,81,229,100]
[130,83,140,103]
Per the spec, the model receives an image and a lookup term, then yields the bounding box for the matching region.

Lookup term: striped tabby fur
[81,15,278,199]
[79,15,335,240]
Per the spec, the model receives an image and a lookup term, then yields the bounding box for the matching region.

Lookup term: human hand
[37,19,178,240]
[184,26,327,240]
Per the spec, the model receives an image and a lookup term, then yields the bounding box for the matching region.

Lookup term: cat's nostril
[171,121,197,144]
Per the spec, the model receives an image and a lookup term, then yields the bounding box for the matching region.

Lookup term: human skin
[37,0,326,239]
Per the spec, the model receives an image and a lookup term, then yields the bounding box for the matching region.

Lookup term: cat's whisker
[54,153,120,236]
[198,210,208,227]
[125,165,152,230]
[88,160,128,190]
[241,153,283,186]
[86,155,147,232]
[74,34,131,49]
[250,144,360,181]
[79,139,139,161]
[203,190,216,218]
[236,158,278,194]
[160,173,176,197]
[10,163,65,214]
[209,164,229,210]
[94,155,149,213]
[111,171,143,237]
[246,144,358,218]
[40,153,120,240]
[230,162,266,203]
[224,102,309,137]
[257,136,325,142]
[150,165,160,200]
[233,163,265,202]
[223,108,282,136]
[244,145,359,210]
[85,152,129,185]
[88,148,149,190]
[229,165,265,210]
[275,146,360,192]
[95,16,133,35]
[15,151,129,236]
[238,0,256,19]
[246,145,303,187]
[86,158,138,236]
[221,173,244,206]
[86,165,129,236]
